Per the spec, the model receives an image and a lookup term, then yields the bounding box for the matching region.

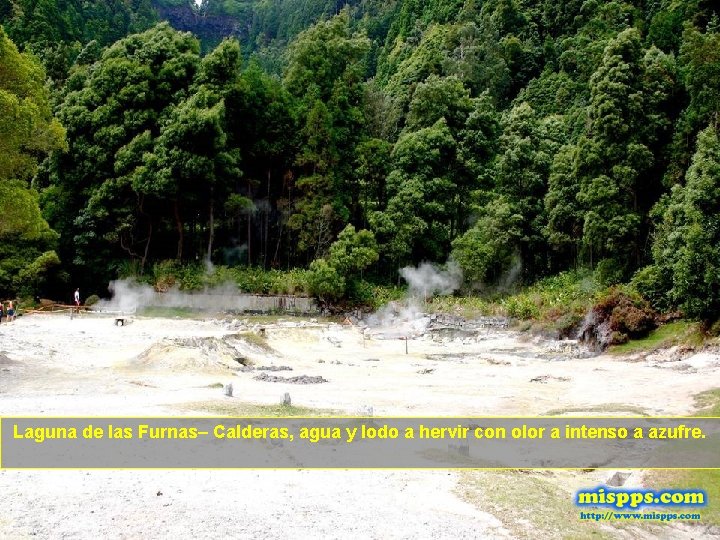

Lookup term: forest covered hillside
[1,0,720,323]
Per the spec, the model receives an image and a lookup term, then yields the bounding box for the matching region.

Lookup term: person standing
[74,288,80,314]
[7,300,14,321]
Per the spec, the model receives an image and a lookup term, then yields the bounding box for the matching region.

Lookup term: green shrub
[132,263,314,297]
[116,259,142,279]
[151,260,179,292]
[346,279,375,305]
[369,285,406,309]
[233,267,275,294]
[426,269,600,324]
[630,265,670,311]
[268,268,310,296]
[177,264,205,291]
[707,319,720,337]
[85,294,100,306]
[594,258,626,287]
[307,259,345,301]
[609,330,629,345]
[327,225,379,277]
[503,295,540,319]
[552,311,584,337]
[17,251,61,297]
[204,265,238,288]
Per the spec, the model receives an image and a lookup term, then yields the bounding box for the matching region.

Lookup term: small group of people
[0,300,16,323]
[0,289,80,322]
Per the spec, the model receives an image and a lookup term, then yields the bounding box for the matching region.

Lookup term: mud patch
[529,375,571,384]
[484,357,511,366]
[253,373,327,384]
[425,354,468,364]
[238,365,293,373]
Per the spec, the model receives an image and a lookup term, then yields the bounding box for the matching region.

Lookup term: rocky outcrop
[152,1,247,47]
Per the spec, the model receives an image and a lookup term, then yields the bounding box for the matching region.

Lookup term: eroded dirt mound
[0,352,21,366]
[129,334,277,373]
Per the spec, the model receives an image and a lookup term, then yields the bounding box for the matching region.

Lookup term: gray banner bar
[2,418,719,469]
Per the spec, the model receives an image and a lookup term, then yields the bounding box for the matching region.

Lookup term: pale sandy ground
[1,313,719,539]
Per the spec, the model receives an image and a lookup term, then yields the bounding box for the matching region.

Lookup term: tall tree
[371,118,457,265]
[0,28,65,296]
[283,11,371,262]
[547,28,656,274]
[44,23,200,285]
[0,27,65,181]
[493,103,563,277]
[650,125,720,320]
[665,24,720,186]
[156,38,243,262]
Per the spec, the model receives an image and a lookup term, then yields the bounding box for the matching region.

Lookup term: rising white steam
[364,260,463,338]
[399,260,463,299]
[96,279,317,314]
[99,280,156,313]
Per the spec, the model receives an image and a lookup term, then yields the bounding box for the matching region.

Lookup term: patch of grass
[644,469,720,525]
[694,389,720,417]
[232,331,276,353]
[427,296,501,318]
[236,331,268,346]
[427,270,601,336]
[174,400,338,417]
[136,309,336,324]
[503,270,601,320]
[231,314,336,324]
[366,285,406,310]
[237,314,292,324]
[138,306,203,318]
[457,470,625,538]
[643,388,720,526]
[544,404,651,416]
[608,321,704,355]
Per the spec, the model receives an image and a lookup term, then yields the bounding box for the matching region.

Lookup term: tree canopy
[0,0,719,320]
[0,27,64,297]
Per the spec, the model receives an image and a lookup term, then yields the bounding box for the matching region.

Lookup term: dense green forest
[1,0,719,320]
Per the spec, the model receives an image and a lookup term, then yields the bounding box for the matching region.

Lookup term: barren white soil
[1,313,719,539]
